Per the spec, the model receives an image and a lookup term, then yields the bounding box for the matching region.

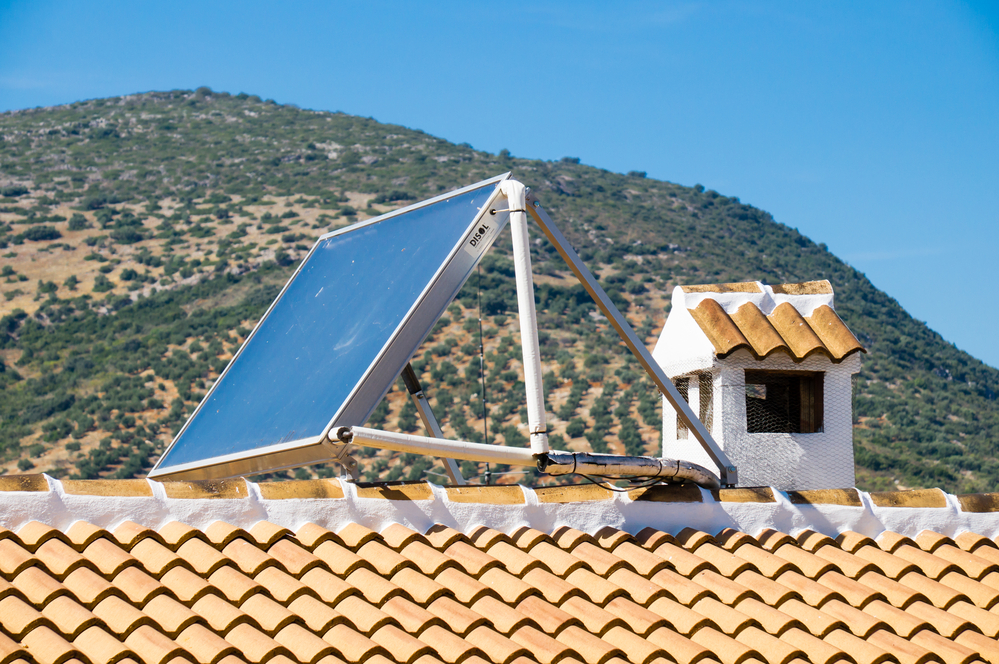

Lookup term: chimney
[651,280,865,490]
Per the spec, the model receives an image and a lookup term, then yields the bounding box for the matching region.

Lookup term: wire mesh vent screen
[745,370,823,434]
[674,372,713,440]
[699,373,714,433]
[674,377,689,440]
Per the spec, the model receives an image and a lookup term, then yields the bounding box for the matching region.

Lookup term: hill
[1,89,997,491]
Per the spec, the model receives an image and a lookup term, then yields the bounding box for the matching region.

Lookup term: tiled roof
[679,281,865,363]
[1,478,999,664]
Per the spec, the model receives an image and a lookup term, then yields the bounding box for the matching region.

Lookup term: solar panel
[149,174,512,480]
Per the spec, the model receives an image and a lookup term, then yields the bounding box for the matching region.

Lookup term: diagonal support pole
[524,191,737,486]
[401,364,466,485]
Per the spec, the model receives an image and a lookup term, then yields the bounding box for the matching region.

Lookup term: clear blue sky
[2,1,998,367]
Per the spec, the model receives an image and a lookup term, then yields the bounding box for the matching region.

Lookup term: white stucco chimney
[652,280,865,490]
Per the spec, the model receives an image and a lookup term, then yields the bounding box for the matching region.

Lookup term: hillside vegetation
[1,89,996,491]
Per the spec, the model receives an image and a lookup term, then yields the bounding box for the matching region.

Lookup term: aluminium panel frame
[149,174,513,481]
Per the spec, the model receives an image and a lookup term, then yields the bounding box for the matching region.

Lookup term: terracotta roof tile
[524,541,588,577]
[13,566,70,607]
[509,625,576,663]
[464,625,529,664]
[370,623,434,663]
[381,524,428,551]
[266,539,325,577]
[253,566,311,604]
[129,538,187,578]
[275,623,337,663]
[191,593,255,633]
[945,600,999,637]
[91,596,155,638]
[299,568,358,605]
[158,567,214,606]
[108,564,160,601]
[554,624,625,663]
[685,291,864,363]
[40,596,100,639]
[643,626,717,664]
[865,629,939,664]
[248,522,293,549]
[112,521,164,551]
[467,597,530,636]
[605,568,672,606]
[688,626,764,664]
[73,625,135,663]
[134,595,199,637]
[559,596,626,636]
[425,597,487,636]
[17,522,68,551]
[221,538,277,577]
[62,567,122,608]
[380,596,444,634]
[20,624,79,664]
[346,567,405,606]
[239,594,299,635]
[861,599,930,638]
[0,540,35,578]
[123,624,189,664]
[4,484,999,664]
[224,622,293,663]
[822,629,895,664]
[731,598,804,636]
[175,623,238,664]
[288,595,347,634]
[333,595,395,635]
[34,539,92,579]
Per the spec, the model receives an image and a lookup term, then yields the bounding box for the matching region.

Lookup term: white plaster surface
[5,476,999,543]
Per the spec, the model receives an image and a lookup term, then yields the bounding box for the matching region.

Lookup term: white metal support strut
[500,180,549,456]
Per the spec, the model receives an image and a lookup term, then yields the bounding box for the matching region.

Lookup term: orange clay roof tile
[61,567,122,608]
[425,597,487,636]
[288,594,347,634]
[128,539,186,578]
[415,624,485,663]
[133,595,199,638]
[238,593,299,635]
[266,539,324,577]
[220,538,278,577]
[223,622,294,663]
[12,566,70,607]
[90,596,155,638]
[333,595,395,635]
[379,596,443,635]
[247,521,293,548]
[685,295,865,363]
[72,624,135,663]
[174,623,239,664]
[391,567,450,605]
[39,596,100,639]
[605,568,672,606]
[4,483,999,664]
[299,568,358,606]
[252,566,311,604]
[344,567,405,606]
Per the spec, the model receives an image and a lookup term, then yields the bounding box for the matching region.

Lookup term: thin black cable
[575,474,667,492]
[476,263,490,485]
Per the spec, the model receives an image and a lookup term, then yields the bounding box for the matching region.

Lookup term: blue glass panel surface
[157,183,496,469]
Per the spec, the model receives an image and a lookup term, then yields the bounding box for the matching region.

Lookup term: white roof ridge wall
[6,476,999,543]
